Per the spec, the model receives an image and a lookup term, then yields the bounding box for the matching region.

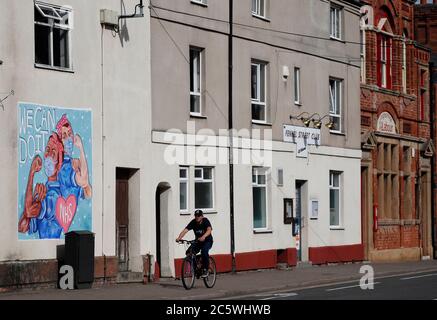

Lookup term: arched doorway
[155,182,172,278]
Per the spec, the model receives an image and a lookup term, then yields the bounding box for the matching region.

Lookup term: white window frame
[194,167,214,211]
[252,167,269,231]
[329,78,343,133]
[329,171,342,228]
[251,61,268,124]
[381,37,387,88]
[252,0,266,18]
[360,29,366,83]
[190,47,203,116]
[34,1,73,71]
[294,67,301,105]
[179,167,189,214]
[330,5,342,40]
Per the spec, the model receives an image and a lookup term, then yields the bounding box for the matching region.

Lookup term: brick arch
[376,4,397,34]
[377,102,399,133]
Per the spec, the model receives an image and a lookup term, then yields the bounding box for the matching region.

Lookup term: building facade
[360,0,434,261]
[0,0,364,289]
[415,0,437,258]
[0,0,153,287]
[151,0,363,278]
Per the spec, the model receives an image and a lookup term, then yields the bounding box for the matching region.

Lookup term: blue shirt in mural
[29,181,63,239]
[58,156,84,201]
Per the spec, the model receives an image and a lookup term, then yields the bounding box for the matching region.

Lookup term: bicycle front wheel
[203,257,217,288]
[181,257,195,290]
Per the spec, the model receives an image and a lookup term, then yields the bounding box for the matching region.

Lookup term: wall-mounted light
[290,112,335,130]
[282,66,290,82]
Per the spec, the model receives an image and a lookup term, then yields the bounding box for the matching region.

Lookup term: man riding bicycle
[176,210,213,278]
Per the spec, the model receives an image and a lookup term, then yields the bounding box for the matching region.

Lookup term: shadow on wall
[119,0,131,47]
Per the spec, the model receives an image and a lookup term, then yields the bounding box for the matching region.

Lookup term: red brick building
[360,0,434,261]
[415,0,437,258]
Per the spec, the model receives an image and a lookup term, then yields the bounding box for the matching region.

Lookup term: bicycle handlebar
[176,239,197,245]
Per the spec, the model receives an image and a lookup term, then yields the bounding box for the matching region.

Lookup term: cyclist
[176,209,213,278]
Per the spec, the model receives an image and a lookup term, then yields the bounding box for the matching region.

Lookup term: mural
[18,103,92,240]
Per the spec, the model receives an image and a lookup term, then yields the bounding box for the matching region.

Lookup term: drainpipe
[228,0,236,273]
[430,61,436,259]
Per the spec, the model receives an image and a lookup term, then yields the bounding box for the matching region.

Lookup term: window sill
[251,14,270,22]
[190,113,207,119]
[180,211,191,216]
[35,63,74,73]
[253,229,273,234]
[252,120,272,126]
[330,226,345,231]
[294,102,302,107]
[329,36,344,43]
[330,130,345,136]
[190,0,208,7]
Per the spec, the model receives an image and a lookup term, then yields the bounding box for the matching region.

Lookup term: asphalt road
[235,271,437,300]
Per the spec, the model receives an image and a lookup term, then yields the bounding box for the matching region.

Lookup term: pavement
[1,260,437,300]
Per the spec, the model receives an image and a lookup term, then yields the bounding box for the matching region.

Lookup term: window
[330,5,342,40]
[251,61,268,123]
[377,35,392,89]
[252,0,266,18]
[420,69,427,121]
[377,143,399,220]
[294,67,301,105]
[402,147,412,219]
[190,47,203,115]
[402,33,407,93]
[191,0,207,5]
[252,168,268,229]
[329,78,342,132]
[194,167,214,210]
[360,29,366,83]
[180,167,189,212]
[329,171,342,227]
[34,2,72,70]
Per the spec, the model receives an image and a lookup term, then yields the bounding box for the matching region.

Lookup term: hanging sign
[283,125,321,158]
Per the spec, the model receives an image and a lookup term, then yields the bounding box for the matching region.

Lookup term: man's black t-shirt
[186,217,213,242]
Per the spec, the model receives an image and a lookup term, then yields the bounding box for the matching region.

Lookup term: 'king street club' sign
[283,125,321,158]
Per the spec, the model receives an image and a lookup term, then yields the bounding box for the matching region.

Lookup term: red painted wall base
[309,244,364,265]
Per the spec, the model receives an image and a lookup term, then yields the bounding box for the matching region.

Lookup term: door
[295,181,306,262]
[116,179,129,272]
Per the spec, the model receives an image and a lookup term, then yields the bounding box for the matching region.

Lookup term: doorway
[156,182,172,278]
[116,168,139,273]
[295,180,308,262]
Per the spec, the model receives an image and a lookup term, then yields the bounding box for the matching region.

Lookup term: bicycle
[177,239,217,290]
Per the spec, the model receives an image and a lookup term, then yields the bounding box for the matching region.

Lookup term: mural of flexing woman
[18,133,65,239]
[18,103,93,240]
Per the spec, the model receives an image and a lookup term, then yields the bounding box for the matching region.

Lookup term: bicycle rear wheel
[203,257,217,288]
[181,257,195,290]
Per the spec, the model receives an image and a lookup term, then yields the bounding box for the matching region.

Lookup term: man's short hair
[194,210,203,217]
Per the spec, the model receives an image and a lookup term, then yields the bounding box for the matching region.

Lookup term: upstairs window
[252,0,266,18]
[294,67,301,105]
[190,47,204,116]
[377,35,392,89]
[330,5,342,40]
[420,69,427,121]
[376,9,394,89]
[251,60,268,123]
[34,2,72,70]
[329,78,343,133]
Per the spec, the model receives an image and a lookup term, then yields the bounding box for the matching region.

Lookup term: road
[232,271,437,300]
